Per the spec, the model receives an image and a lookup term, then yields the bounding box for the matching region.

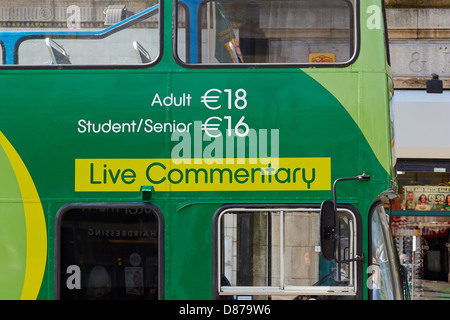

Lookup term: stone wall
[386,1,450,89]
[386,0,450,7]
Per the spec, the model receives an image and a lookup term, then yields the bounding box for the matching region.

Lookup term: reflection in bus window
[176,0,356,65]
[0,41,3,64]
[370,205,403,300]
[58,205,162,300]
[216,207,359,300]
[0,1,160,66]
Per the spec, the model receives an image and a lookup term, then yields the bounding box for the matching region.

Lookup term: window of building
[390,160,450,299]
[0,1,160,66]
[56,204,163,300]
[176,0,357,65]
[392,215,450,291]
[214,205,360,300]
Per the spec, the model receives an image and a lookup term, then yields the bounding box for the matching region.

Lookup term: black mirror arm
[332,172,370,267]
[337,254,365,264]
[333,172,371,213]
[320,172,370,263]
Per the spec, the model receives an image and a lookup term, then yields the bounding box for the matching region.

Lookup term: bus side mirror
[320,200,337,260]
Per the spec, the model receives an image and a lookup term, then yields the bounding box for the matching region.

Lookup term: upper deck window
[176,0,357,65]
[0,1,160,67]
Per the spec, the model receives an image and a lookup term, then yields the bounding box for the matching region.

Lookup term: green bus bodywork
[0,0,397,300]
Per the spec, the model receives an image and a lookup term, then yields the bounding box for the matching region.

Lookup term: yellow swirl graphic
[0,132,47,299]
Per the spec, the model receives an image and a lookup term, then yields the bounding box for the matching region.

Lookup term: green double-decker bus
[0,0,405,300]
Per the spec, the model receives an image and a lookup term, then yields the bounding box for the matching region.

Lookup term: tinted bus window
[176,0,356,65]
[57,205,163,300]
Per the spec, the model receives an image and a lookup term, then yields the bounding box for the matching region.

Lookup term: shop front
[391,182,450,300]
[391,90,450,300]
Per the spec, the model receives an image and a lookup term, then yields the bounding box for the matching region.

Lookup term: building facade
[386,0,450,300]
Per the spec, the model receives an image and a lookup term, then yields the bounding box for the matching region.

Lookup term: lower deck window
[56,204,163,300]
[215,206,359,300]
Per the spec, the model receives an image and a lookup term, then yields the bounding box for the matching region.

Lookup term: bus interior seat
[45,38,72,64]
[133,41,151,63]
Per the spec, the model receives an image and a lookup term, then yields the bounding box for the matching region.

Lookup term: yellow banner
[75,158,331,192]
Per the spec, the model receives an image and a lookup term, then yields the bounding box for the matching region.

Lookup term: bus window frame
[0,3,163,70]
[381,0,391,66]
[54,202,165,300]
[212,203,363,299]
[174,0,361,69]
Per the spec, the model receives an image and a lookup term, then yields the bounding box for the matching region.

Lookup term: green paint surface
[0,144,26,299]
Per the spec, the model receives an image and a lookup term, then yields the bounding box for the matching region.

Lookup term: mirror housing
[320,200,337,260]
